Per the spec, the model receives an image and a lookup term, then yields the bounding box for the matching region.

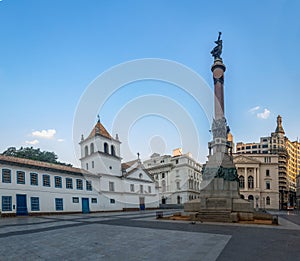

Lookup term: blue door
[82,198,90,214]
[139,197,145,210]
[16,194,28,216]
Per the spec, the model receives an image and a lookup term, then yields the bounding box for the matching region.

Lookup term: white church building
[0,120,159,216]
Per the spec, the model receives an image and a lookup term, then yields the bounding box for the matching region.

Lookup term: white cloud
[249,106,260,113]
[32,129,56,139]
[57,139,64,142]
[25,139,39,145]
[257,108,270,119]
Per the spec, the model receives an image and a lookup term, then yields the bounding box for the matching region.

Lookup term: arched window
[248,175,254,189]
[248,195,254,201]
[240,194,245,199]
[84,146,88,157]
[111,145,115,156]
[90,143,94,154]
[162,180,166,192]
[104,143,109,154]
[266,196,270,205]
[239,176,245,189]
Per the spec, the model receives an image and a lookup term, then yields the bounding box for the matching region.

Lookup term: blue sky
[0,0,299,166]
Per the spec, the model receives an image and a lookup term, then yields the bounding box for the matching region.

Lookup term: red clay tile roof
[121,159,139,170]
[88,121,113,140]
[0,155,89,175]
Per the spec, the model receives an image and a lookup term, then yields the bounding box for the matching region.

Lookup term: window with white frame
[30,173,38,186]
[76,179,83,190]
[2,196,12,211]
[248,176,254,189]
[130,184,134,192]
[162,180,166,192]
[2,169,11,183]
[66,178,73,189]
[31,197,40,211]
[55,198,63,211]
[239,176,245,189]
[17,171,25,184]
[109,182,115,192]
[43,174,50,187]
[86,180,92,191]
[55,176,62,188]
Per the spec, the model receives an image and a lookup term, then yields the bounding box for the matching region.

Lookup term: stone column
[244,167,248,190]
[257,167,260,189]
[255,168,258,188]
[211,59,226,120]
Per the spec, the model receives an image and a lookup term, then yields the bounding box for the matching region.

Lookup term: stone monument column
[212,59,226,120]
[184,32,254,222]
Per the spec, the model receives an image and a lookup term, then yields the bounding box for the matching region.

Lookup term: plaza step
[193,211,232,222]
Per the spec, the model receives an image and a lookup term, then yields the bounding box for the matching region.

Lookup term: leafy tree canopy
[1,147,72,167]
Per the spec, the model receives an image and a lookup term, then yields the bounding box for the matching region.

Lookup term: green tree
[2,147,72,167]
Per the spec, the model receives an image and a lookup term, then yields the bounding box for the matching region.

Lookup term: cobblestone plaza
[0,210,299,261]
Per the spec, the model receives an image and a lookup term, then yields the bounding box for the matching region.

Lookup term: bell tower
[79,118,122,176]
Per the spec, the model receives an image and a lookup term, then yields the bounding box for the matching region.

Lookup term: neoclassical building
[233,154,279,210]
[0,120,159,216]
[143,149,202,205]
[236,115,298,209]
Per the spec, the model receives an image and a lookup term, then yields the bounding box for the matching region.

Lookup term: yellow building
[285,139,300,205]
[236,115,298,209]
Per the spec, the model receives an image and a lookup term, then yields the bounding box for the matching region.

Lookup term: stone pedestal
[184,149,254,222]
[185,178,254,222]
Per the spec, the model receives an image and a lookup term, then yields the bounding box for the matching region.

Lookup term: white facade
[143,150,202,205]
[233,154,279,210]
[78,120,159,211]
[0,120,159,216]
[0,156,100,216]
[79,124,122,177]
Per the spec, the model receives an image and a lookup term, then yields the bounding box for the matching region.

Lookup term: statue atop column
[211,32,223,60]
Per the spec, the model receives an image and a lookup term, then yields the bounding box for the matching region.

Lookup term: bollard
[156,211,163,219]
[272,215,278,225]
